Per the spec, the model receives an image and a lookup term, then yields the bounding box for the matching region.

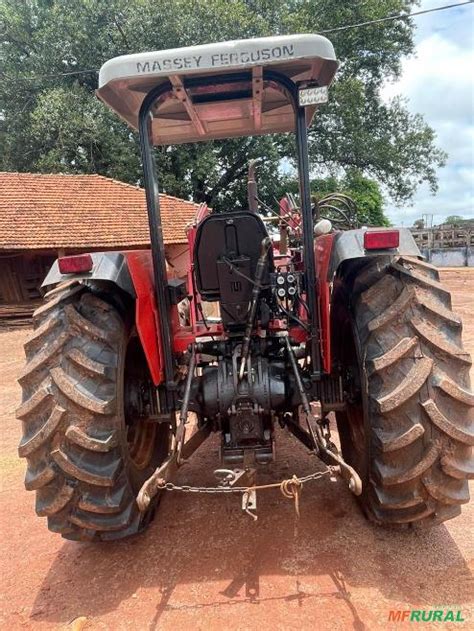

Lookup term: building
[0,172,198,311]
[410,222,473,267]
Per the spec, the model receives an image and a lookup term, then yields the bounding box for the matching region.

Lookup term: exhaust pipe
[247,160,258,213]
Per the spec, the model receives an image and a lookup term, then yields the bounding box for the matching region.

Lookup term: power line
[318,0,473,34]
[34,68,98,78]
[0,68,98,83]
[4,1,473,82]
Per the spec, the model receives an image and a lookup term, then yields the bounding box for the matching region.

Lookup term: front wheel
[17,282,171,541]
[332,256,473,527]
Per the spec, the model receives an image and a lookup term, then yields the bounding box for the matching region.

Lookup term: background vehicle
[18,34,473,541]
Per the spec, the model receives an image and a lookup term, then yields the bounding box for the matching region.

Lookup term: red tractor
[18,34,473,541]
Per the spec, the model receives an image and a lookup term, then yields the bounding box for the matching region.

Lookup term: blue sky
[382,0,474,226]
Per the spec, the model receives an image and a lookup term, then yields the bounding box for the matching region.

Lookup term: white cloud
[414,0,473,47]
[382,1,474,226]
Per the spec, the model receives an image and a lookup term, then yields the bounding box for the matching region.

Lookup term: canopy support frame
[137,69,322,397]
[170,75,206,136]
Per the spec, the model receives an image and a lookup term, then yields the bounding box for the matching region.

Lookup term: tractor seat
[193,211,274,328]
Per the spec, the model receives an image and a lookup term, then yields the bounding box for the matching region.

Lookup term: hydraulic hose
[238,237,272,380]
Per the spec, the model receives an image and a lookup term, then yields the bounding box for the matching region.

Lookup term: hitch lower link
[136,344,203,512]
[284,336,363,497]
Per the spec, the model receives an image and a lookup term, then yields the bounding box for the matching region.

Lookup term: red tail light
[364,230,399,250]
[58,254,93,274]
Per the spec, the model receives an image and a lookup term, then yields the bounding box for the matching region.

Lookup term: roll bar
[138,70,322,393]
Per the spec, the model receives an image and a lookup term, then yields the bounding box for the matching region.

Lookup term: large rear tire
[332,256,473,527]
[17,282,171,541]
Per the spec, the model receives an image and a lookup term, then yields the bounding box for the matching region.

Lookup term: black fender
[42,251,135,296]
[315,227,421,374]
[42,250,176,386]
[327,227,421,279]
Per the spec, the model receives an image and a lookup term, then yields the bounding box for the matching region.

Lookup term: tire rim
[126,420,156,470]
[124,334,157,471]
[338,314,367,469]
[346,400,365,457]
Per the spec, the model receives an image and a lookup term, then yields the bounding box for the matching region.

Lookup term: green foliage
[274,170,389,226]
[341,172,389,227]
[0,0,446,211]
[445,215,469,227]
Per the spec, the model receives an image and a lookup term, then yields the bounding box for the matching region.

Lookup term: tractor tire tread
[17,281,152,541]
[342,256,473,526]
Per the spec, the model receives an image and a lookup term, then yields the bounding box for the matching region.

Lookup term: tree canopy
[1,0,446,215]
[444,215,472,227]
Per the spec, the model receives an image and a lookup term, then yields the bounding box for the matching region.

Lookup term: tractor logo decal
[136,44,295,73]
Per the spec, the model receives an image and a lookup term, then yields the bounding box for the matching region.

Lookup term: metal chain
[158,467,336,494]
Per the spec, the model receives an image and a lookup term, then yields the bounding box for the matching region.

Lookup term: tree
[0,0,446,211]
[341,172,389,227]
[445,215,467,227]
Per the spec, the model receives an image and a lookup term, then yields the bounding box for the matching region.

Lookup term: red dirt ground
[0,269,473,630]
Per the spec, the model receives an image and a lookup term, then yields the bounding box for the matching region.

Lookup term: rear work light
[364,230,399,250]
[58,254,93,274]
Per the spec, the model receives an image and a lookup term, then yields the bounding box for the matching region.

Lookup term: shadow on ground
[31,434,473,629]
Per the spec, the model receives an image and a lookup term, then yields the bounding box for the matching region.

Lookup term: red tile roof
[0,172,198,250]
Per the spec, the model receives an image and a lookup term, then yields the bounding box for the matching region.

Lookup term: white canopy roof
[97,34,338,145]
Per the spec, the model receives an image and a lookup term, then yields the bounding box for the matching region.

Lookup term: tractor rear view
[17,35,473,541]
